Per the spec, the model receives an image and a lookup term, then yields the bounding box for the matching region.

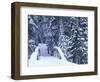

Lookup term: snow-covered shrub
[28,39,37,59]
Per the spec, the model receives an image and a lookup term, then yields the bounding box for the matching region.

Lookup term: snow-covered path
[29,46,76,67]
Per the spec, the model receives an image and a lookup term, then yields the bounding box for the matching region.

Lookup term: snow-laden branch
[48,17,55,29]
[29,16,39,31]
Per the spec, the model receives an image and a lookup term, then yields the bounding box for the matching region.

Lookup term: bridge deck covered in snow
[29,46,76,67]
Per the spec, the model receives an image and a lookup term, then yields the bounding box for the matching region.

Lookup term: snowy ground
[28,46,77,67]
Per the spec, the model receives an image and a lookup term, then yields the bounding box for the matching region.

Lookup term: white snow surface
[29,46,76,67]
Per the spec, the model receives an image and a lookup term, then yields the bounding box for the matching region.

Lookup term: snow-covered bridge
[29,45,76,67]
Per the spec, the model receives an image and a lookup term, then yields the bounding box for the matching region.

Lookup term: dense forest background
[28,15,88,64]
